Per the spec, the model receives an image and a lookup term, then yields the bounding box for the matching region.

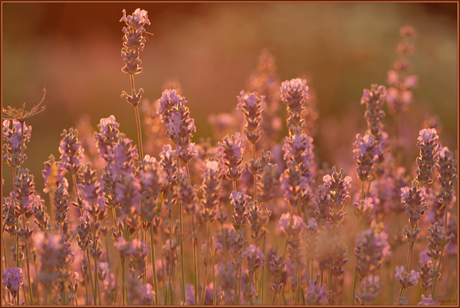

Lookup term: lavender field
[1,3,458,306]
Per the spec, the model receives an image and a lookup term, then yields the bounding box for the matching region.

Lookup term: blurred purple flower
[2,267,23,298]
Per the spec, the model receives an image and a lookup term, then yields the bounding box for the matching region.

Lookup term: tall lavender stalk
[120,8,151,159]
[430,146,456,296]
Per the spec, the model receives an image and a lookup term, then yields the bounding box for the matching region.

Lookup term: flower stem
[431,201,449,296]
[193,217,199,305]
[261,230,266,305]
[149,225,159,305]
[87,249,95,304]
[179,196,186,303]
[23,220,33,305]
[121,257,125,305]
[134,105,144,160]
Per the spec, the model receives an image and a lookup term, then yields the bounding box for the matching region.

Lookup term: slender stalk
[431,201,449,296]
[93,224,101,305]
[320,268,324,285]
[179,198,186,303]
[121,257,125,305]
[23,221,33,305]
[271,207,295,305]
[149,225,159,305]
[168,190,174,305]
[253,143,257,201]
[209,222,216,305]
[352,180,366,305]
[2,232,12,304]
[22,281,27,305]
[87,249,95,304]
[201,224,209,305]
[261,231,266,305]
[134,105,144,159]
[85,269,89,305]
[193,217,198,305]
[329,269,333,304]
[158,228,166,305]
[16,218,20,268]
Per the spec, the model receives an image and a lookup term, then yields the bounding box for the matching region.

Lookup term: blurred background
[2,3,457,194]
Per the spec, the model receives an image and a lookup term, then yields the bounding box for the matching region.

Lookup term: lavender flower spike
[415,128,439,186]
[59,127,84,174]
[237,90,265,144]
[360,84,387,137]
[2,267,23,298]
[353,133,383,182]
[218,133,245,183]
[280,78,309,134]
[436,146,457,206]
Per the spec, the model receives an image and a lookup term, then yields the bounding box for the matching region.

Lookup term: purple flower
[42,155,67,194]
[354,197,374,222]
[200,160,222,223]
[276,212,306,235]
[360,85,387,137]
[395,266,419,288]
[2,120,32,168]
[305,280,328,305]
[280,78,308,107]
[237,90,265,144]
[120,8,150,29]
[2,267,23,298]
[355,275,383,305]
[94,115,120,163]
[395,265,404,281]
[355,224,391,277]
[11,168,36,216]
[436,146,457,205]
[120,8,150,80]
[230,189,250,230]
[418,294,438,305]
[110,135,138,179]
[77,163,105,216]
[217,133,245,182]
[185,284,195,305]
[280,78,309,134]
[315,167,352,225]
[59,128,84,174]
[353,133,383,182]
[157,89,187,123]
[401,181,427,228]
[243,244,265,272]
[282,133,315,184]
[418,129,439,144]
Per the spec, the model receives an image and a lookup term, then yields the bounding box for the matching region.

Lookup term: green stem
[168,205,174,305]
[397,286,405,304]
[134,105,144,160]
[253,142,257,201]
[329,269,333,304]
[158,228,166,305]
[209,222,216,305]
[271,208,295,305]
[149,226,159,305]
[431,201,449,296]
[121,257,125,305]
[24,232,33,304]
[2,232,11,304]
[87,249,95,305]
[22,281,27,305]
[85,269,89,305]
[261,231,265,305]
[179,200,186,303]
[193,217,198,305]
[201,224,209,305]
